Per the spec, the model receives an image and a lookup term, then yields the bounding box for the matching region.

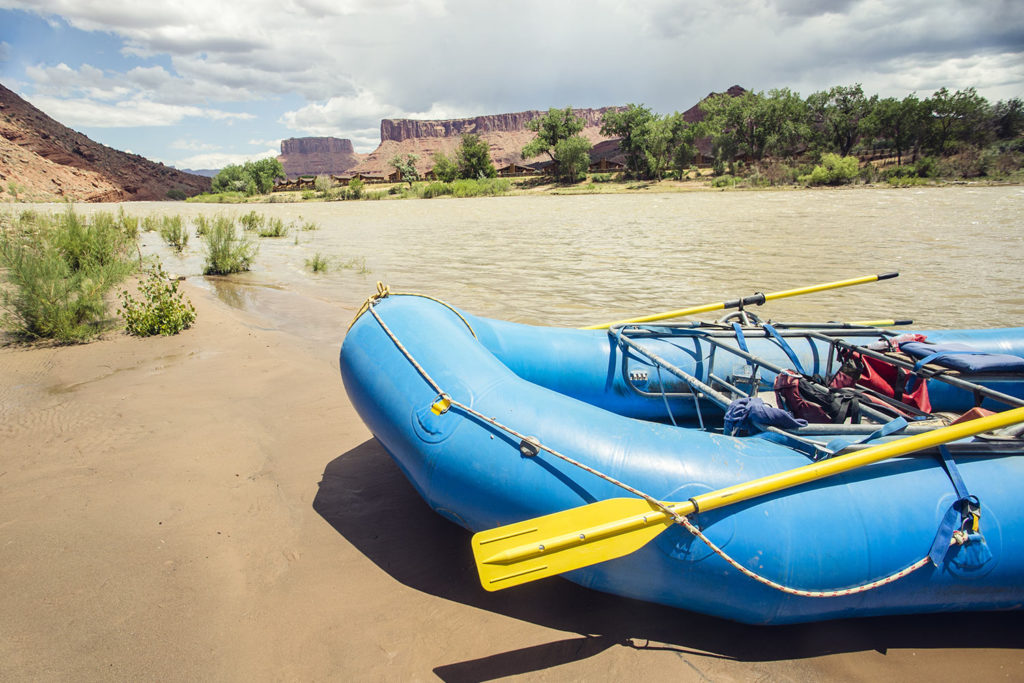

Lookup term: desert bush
[348,177,365,199]
[305,252,329,273]
[239,210,265,232]
[116,208,140,239]
[798,154,860,186]
[0,208,135,342]
[339,256,370,274]
[194,214,211,236]
[257,217,289,237]
[589,173,613,183]
[202,217,257,275]
[711,174,738,188]
[119,263,196,336]
[158,215,189,252]
[887,175,930,187]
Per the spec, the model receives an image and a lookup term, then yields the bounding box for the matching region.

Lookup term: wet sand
[2,281,1023,681]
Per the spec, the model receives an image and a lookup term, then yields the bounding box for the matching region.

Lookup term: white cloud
[167,148,280,170]
[4,0,1021,158]
[24,93,253,127]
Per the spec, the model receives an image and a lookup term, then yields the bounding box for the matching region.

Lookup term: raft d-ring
[519,436,541,457]
[430,395,452,415]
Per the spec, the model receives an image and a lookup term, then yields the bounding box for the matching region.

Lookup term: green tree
[925,87,992,153]
[807,84,876,156]
[522,107,586,162]
[211,158,284,195]
[456,134,496,179]
[865,94,926,165]
[991,98,1024,141]
[700,90,809,170]
[552,135,592,183]
[431,151,458,182]
[244,158,285,194]
[388,153,421,185]
[600,104,658,179]
[211,164,249,193]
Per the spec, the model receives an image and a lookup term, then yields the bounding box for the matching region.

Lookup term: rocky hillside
[0,82,210,202]
[277,136,361,178]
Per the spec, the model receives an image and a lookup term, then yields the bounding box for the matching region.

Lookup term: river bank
[3,279,1024,680]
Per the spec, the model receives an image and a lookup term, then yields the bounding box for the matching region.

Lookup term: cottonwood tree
[522,107,586,162]
[456,134,496,179]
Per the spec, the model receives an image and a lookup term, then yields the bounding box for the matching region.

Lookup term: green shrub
[166,189,187,201]
[0,208,135,342]
[305,252,329,273]
[119,263,196,336]
[300,220,319,231]
[589,173,612,183]
[194,215,211,237]
[116,208,140,239]
[348,177,365,199]
[257,217,289,237]
[141,215,160,232]
[798,154,860,186]
[158,215,189,252]
[420,181,451,198]
[202,217,257,275]
[711,174,738,188]
[339,256,370,274]
[887,175,930,187]
[239,210,265,232]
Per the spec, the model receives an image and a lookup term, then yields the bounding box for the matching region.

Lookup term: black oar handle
[878,272,899,281]
[721,292,767,310]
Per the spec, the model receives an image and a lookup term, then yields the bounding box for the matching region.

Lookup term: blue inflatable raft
[339,289,1024,624]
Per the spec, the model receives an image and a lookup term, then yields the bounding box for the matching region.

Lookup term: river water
[38,185,1024,339]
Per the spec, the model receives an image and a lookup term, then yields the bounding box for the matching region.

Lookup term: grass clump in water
[158,215,189,252]
[239,210,265,232]
[202,216,257,275]
[256,217,289,237]
[119,262,196,336]
[0,207,136,342]
[305,252,329,273]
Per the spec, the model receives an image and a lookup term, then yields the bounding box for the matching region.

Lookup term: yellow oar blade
[473,405,1024,591]
[472,498,687,591]
[582,272,899,330]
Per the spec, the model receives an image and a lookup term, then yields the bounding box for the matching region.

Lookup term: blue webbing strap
[823,416,908,456]
[762,323,805,375]
[731,322,749,353]
[927,444,988,566]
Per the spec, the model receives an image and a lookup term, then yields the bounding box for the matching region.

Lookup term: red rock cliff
[380,108,615,143]
[277,136,362,178]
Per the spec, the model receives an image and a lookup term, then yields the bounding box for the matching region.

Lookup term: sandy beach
[2,279,1023,681]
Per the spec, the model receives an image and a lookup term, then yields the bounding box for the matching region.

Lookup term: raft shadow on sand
[312,439,1024,680]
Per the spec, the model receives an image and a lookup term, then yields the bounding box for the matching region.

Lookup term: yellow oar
[473,405,1024,591]
[581,272,899,330]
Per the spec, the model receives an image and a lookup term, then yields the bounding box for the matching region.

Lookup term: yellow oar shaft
[688,405,1024,515]
[582,272,899,330]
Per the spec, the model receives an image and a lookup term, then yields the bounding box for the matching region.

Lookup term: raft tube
[339,294,1024,624]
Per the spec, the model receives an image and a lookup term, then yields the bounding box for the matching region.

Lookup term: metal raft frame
[611,320,1024,458]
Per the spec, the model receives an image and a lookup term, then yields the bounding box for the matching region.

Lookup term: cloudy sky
[1,0,1021,170]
